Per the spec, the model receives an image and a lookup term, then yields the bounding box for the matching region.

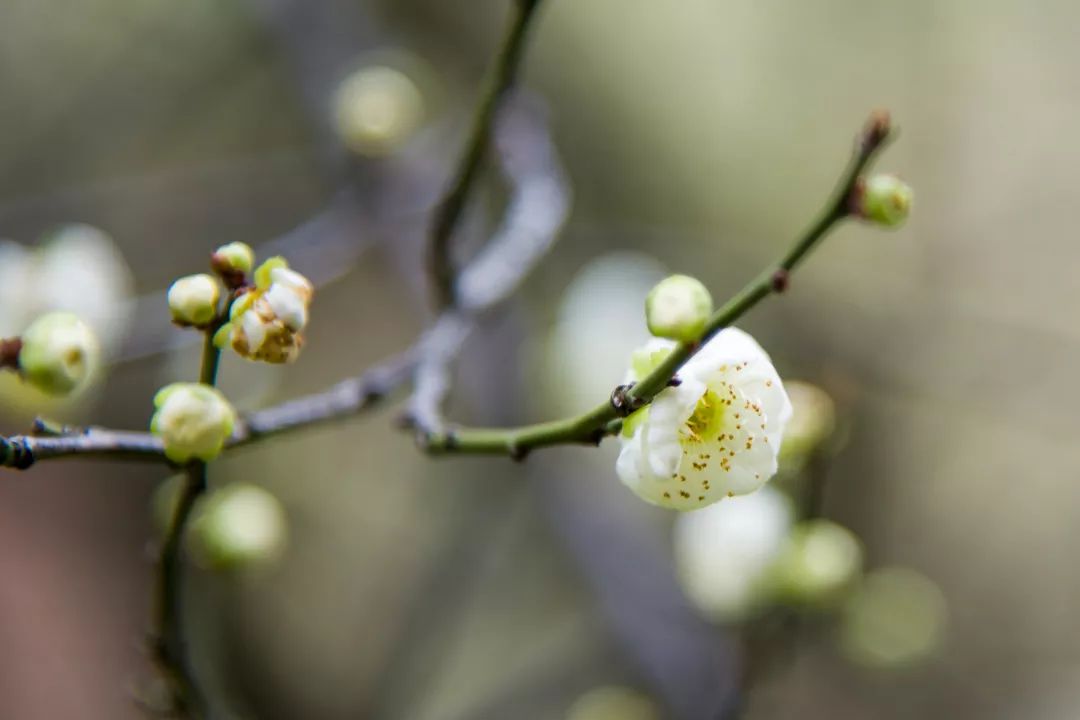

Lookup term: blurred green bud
[566,686,659,720]
[645,274,713,342]
[212,241,255,276]
[770,519,863,606]
[187,483,288,571]
[167,273,220,327]
[333,65,424,157]
[858,174,913,227]
[150,382,236,463]
[18,312,100,397]
[779,380,837,465]
[839,566,947,669]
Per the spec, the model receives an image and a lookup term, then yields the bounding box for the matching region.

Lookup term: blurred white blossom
[544,252,668,415]
[674,485,794,622]
[32,224,134,352]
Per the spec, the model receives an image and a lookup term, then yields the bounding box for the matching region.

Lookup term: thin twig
[150,461,208,718]
[427,0,547,308]
[0,112,891,470]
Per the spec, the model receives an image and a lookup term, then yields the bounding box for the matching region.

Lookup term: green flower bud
[333,65,424,157]
[645,274,713,342]
[770,519,863,606]
[150,382,236,463]
[839,567,947,668]
[859,174,913,227]
[187,483,288,571]
[167,273,220,326]
[18,312,100,397]
[212,241,255,275]
[567,686,659,720]
[779,381,838,466]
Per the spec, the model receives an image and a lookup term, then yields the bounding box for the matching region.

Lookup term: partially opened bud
[769,519,863,606]
[18,312,100,397]
[187,483,288,571]
[150,382,236,463]
[219,259,314,364]
[645,274,713,342]
[167,274,220,327]
[858,174,913,227]
[211,241,255,276]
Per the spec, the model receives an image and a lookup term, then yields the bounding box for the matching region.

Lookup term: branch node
[0,337,22,370]
[861,109,892,151]
[770,269,790,293]
[610,383,646,417]
[509,443,530,462]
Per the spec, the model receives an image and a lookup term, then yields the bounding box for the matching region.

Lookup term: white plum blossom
[673,485,794,621]
[616,327,793,510]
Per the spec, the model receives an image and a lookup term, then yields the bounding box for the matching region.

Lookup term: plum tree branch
[0,110,892,470]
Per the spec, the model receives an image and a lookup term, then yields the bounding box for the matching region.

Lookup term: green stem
[151,461,208,717]
[198,328,221,387]
[151,309,227,716]
[428,0,545,308]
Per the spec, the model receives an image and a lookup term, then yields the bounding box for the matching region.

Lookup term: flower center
[683,389,726,444]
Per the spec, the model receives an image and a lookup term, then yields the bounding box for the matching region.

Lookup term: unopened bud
[167,274,220,327]
[212,241,255,276]
[858,174,913,227]
[645,274,713,342]
[150,382,236,463]
[187,483,288,571]
[779,381,838,465]
[333,65,424,157]
[770,519,863,606]
[840,566,947,668]
[18,312,100,397]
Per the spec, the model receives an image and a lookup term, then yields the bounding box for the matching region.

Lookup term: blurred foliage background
[0,0,1075,718]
